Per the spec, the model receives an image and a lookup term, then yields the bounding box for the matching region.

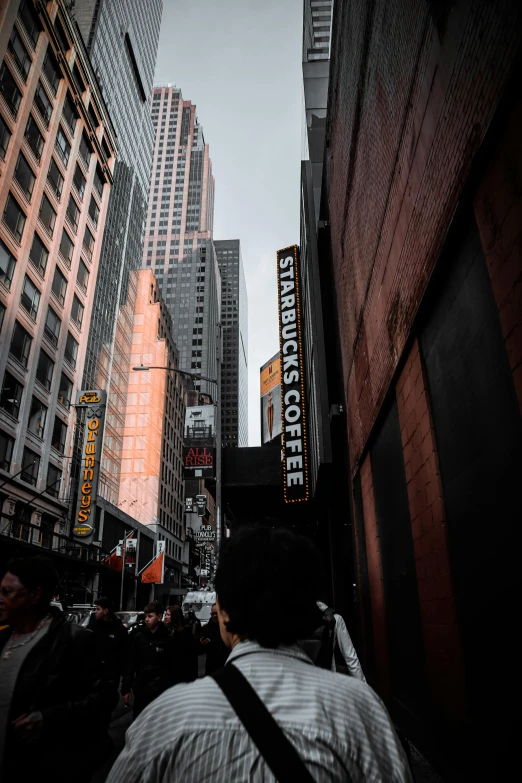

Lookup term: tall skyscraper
[74,0,163,505]
[143,85,219,399]
[0,0,115,586]
[214,240,248,447]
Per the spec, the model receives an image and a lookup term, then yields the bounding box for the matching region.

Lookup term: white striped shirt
[106,640,412,783]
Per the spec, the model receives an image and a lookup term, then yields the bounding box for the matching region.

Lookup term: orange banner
[141,552,164,584]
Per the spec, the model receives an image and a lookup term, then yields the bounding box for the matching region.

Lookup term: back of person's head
[144,601,164,616]
[96,596,114,614]
[215,525,323,648]
[167,604,183,623]
[4,556,58,608]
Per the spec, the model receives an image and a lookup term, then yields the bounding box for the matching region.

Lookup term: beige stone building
[119,269,187,595]
[0,0,116,565]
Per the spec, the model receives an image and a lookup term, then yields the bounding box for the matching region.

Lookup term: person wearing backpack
[316,601,366,680]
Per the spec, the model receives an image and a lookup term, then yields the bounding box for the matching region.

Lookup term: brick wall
[326,0,522,471]
[395,340,466,724]
[473,94,522,412]
[359,453,389,700]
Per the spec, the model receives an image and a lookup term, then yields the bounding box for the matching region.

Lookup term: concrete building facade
[214,239,248,447]
[119,269,187,593]
[0,0,116,592]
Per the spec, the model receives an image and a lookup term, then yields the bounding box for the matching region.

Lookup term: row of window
[0,428,62,495]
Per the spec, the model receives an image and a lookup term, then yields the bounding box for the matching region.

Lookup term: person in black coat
[122,602,175,719]
[0,556,113,783]
[165,604,198,683]
[90,597,129,721]
[197,603,229,675]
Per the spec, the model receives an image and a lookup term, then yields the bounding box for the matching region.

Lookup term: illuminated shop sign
[74,389,107,539]
[276,245,310,503]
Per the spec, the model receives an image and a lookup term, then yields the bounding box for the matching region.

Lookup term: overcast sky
[154,0,304,446]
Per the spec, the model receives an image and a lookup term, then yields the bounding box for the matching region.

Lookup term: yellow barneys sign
[74,390,106,536]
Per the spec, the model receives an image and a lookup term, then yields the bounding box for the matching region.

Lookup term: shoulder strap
[212,664,316,783]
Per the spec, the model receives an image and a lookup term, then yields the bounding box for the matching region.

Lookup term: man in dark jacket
[122,601,175,718]
[197,603,229,674]
[165,604,198,682]
[0,556,113,783]
[91,597,129,723]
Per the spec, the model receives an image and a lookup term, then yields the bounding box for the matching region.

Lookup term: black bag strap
[212,664,316,783]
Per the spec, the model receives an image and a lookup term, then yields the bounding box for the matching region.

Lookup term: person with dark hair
[122,601,175,719]
[90,596,129,728]
[165,604,198,683]
[197,603,229,674]
[0,556,113,782]
[107,526,412,783]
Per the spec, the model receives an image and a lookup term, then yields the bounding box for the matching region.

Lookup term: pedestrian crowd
[0,526,412,782]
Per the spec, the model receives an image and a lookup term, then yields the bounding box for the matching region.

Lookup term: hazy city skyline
[154,0,303,444]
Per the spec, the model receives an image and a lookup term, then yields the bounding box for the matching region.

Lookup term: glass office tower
[214,240,248,447]
[75,0,163,503]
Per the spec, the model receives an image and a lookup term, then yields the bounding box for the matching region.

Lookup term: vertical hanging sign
[73,390,107,539]
[276,245,310,503]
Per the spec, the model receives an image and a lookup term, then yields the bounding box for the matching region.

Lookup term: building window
[14,153,36,200]
[28,395,47,437]
[25,114,44,160]
[18,0,42,48]
[59,229,74,265]
[20,274,40,319]
[93,165,104,198]
[3,193,26,242]
[33,80,52,125]
[64,331,78,368]
[0,370,23,419]
[46,463,62,496]
[0,113,11,159]
[76,260,89,292]
[8,28,31,82]
[36,349,54,390]
[44,306,60,346]
[9,321,33,367]
[79,133,91,168]
[0,61,22,116]
[47,158,64,198]
[73,164,86,200]
[51,415,67,453]
[39,194,56,235]
[55,126,70,166]
[42,48,60,95]
[57,374,72,410]
[0,238,16,288]
[71,294,83,329]
[66,195,79,232]
[29,232,48,276]
[0,429,15,472]
[51,266,67,305]
[0,301,5,333]
[62,92,77,134]
[88,195,99,227]
[21,447,40,485]
[83,226,94,259]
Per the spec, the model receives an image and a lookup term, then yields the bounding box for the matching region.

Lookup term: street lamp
[132,364,222,552]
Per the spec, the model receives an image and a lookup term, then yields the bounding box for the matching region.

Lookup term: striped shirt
[106,640,412,783]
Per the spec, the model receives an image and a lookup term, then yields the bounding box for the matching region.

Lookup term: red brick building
[321,1,522,777]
